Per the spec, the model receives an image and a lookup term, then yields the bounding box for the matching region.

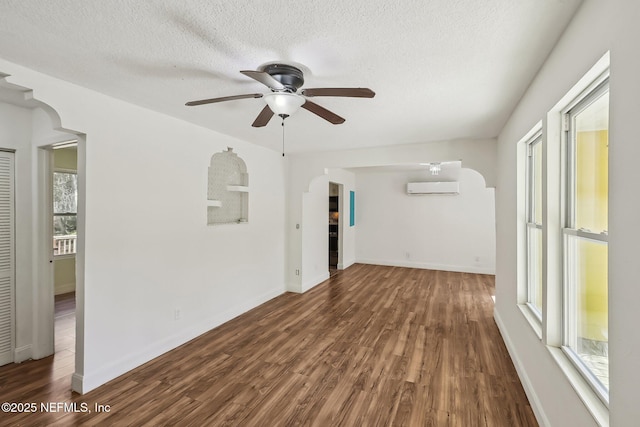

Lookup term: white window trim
[559,76,610,406]
[547,346,609,426]
[517,125,544,335]
[54,167,77,174]
[526,132,543,320]
[527,51,610,426]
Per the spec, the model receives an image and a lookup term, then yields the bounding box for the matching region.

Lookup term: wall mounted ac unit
[406,181,459,195]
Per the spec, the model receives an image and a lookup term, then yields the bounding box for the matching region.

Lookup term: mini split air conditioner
[406,181,459,195]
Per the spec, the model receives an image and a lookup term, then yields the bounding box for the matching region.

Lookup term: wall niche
[207,147,248,225]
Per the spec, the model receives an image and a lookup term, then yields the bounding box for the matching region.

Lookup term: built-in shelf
[207,147,249,225]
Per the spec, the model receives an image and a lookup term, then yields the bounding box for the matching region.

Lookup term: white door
[0,151,15,366]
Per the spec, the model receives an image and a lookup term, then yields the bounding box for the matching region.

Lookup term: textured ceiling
[0,0,582,153]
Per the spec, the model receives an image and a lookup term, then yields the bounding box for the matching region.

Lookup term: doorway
[0,82,85,391]
[52,143,77,375]
[329,182,339,274]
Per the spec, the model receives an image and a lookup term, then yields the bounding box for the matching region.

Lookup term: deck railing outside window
[54,235,77,256]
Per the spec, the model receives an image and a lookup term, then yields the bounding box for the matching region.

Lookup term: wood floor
[54,292,76,373]
[0,265,537,426]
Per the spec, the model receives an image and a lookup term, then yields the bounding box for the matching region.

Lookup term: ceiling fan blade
[302,100,345,124]
[252,105,274,127]
[301,88,375,98]
[185,93,262,106]
[240,70,286,91]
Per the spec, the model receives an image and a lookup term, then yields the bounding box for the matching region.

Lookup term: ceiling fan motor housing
[261,64,304,91]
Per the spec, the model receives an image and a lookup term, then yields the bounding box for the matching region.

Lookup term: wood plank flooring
[55,292,76,366]
[0,265,537,426]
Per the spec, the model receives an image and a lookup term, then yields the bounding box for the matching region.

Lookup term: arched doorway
[0,79,85,393]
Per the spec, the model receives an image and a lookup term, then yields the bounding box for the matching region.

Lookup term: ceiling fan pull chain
[280,113,290,156]
[281,116,285,156]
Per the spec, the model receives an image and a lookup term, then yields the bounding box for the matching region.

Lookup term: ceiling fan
[185,63,375,127]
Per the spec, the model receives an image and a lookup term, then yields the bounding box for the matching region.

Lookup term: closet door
[0,151,15,366]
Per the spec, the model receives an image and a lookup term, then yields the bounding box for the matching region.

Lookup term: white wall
[287,167,357,294]
[495,1,640,425]
[0,58,287,393]
[0,101,71,363]
[300,175,330,292]
[356,168,495,274]
[287,138,496,292]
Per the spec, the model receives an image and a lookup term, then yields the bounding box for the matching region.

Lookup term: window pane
[527,225,542,314]
[53,172,77,214]
[574,93,608,233]
[532,141,542,224]
[564,82,608,400]
[54,215,77,236]
[53,172,77,256]
[526,136,543,316]
[565,235,608,390]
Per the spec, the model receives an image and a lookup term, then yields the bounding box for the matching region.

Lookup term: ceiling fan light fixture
[186,64,374,127]
[264,92,305,117]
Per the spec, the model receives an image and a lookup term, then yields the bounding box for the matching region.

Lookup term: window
[516,55,610,423]
[526,133,543,318]
[53,171,77,256]
[562,79,609,401]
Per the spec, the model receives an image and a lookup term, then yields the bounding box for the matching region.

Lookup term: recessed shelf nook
[207,147,249,225]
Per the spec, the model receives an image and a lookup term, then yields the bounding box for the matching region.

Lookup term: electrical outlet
[405,252,411,260]
[295,269,300,276]
[174,308,181,320]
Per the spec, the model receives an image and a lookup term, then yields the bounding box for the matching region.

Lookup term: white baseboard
[55,282,76,295]
[337,258,356,270]
[356,258,495,275]
[77,286,284,395]
[71,373,84,394]
[13,345,32,363]
[301,271,330,293]
[286,280,301,293]
[494,310,549,427]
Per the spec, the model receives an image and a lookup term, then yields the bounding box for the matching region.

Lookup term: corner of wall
[301,271,330,293]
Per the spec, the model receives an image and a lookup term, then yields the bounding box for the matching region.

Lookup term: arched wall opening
[352,165,495,274]
[290,151,496,294]
[0,77,86,393]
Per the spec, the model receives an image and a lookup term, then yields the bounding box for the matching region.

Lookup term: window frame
[53,168,78,258]
[560,77,610,405]
[525,131,543,320]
